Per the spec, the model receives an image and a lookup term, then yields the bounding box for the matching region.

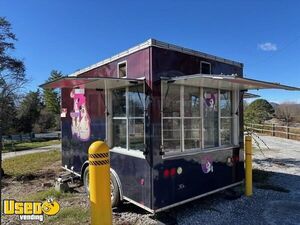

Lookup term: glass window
[112,88,126,117]
[163,118,181,151]
[162,84,202,152]
[162,83,181,152]
[112,119,127,148]
[118,61,127,78]
[220,90,232,117]
[184,118,201,150]
[128,85,144,117]
[162,84,234,154]
[203,88,219,148]
[184,87,201,150]
[220,90,233,146]
[184,87,200,117]
[129,119,144,150]
[163,83,181,117]
[221,118,232,145]
[112,85,145,151]
[201,62,211,74]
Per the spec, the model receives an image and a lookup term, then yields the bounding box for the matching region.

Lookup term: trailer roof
[68,39,243,77]
[161,74,300,91]
[40,76,144,89]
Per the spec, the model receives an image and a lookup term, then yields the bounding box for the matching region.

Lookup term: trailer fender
[80,161,124,201]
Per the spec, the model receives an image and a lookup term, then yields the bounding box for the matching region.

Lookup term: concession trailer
[41,39,300,213]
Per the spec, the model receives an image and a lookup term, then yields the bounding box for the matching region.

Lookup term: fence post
[245,135,253,196]
[272,124,275,136]
[286,126,290,139]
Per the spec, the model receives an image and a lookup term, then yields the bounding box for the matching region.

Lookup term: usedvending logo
[2,198,60,222]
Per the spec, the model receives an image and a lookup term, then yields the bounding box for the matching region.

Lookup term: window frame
[161,82,237,156]
[219,89,234,146]
[200,61,211,74]
[110,84,145,153]
[117,61,128,78]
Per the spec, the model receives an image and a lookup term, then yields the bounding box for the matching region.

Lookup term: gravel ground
[170,135,300,225]
[113,135,300,225]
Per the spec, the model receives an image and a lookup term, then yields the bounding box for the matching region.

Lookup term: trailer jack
[54,172,80,193]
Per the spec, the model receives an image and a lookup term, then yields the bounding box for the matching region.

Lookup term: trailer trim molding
[161,145,240,159]
[123,196,154,213]
[154,181,244,213]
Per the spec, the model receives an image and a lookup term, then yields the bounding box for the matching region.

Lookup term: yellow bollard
[245,135,253,196]
[89,141,112,225]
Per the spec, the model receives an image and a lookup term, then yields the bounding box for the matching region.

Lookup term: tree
[1,94,17,134]
[43,70,63,130]
[244,99,275,124]
[275,102,300,124]
[43,70,63,114]
[0,16,26,199]
[17,90,42,133]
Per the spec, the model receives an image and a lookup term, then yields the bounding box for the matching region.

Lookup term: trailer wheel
[110,173,120,207]
[83,166,90,194]
[83,167,120,207]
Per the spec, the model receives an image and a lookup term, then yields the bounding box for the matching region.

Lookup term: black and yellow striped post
[89,141,112,225]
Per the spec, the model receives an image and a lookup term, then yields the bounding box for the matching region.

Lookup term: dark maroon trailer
[41,39,300,213]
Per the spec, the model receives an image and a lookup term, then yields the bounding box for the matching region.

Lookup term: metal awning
[243,92,260,99]
[161,74,300,91]
[40,76,144,89]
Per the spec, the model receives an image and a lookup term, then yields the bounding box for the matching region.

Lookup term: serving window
[111,85,145,151]
[162,82,234,154]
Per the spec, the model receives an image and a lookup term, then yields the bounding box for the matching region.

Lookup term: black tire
[82,167,120,208]
[83,166,90,194]
[110,173,120,207]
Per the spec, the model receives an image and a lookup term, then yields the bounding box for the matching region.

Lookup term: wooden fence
[245,123,300,141]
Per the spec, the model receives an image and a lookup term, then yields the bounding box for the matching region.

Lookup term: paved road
[2,144,61,160]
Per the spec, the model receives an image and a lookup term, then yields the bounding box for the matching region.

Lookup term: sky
[0,0,300,103]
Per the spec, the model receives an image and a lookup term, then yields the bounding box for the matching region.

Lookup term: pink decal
[201,156,214,174]
[70,89,91,141]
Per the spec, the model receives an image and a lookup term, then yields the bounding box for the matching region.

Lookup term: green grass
[2,150,61,177]
[25,188,72,201]
[46,207,90,225]
[3,139,60,152]
[25,188,89,225]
